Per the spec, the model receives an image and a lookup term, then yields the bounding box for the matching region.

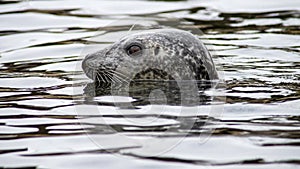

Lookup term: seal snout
[82,53,100,80]
[82,54,98,69]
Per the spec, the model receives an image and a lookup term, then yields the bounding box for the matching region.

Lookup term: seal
[82,29,218,84]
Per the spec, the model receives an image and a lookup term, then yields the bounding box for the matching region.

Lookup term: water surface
[0,0,299,168]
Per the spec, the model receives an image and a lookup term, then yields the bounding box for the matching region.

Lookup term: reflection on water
[0,0,299,168]
[83,80,220,106]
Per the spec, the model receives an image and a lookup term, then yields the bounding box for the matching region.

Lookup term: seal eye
[127,45,142,56]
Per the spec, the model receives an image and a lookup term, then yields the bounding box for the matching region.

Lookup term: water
[0,0,300,168]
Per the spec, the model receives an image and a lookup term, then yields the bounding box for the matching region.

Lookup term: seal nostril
[154,46,160,55]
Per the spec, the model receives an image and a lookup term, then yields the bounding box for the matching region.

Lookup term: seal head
[82,29,218,83]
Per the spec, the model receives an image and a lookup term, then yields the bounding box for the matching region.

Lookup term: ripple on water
[0,44,86,64]
[2,117,76,126]
[0,12,114,31]
[0,32,96,52]
[121,136,300,164]
[204,33,300,48]
[0,77,70,89]
[0,126,38,134]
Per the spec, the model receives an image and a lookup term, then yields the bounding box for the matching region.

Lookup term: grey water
[0,0,300,168]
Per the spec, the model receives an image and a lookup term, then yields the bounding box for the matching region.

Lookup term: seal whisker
[107,70,130,83]
[108,70,127,79]
[107,72,121,83]
[105,72,116,83]
[110,73,127,84]
[103,71,110,83]
[96,72,106,83]
[95,74,102,88]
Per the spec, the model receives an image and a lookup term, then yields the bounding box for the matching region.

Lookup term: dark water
[0,0,300,168]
